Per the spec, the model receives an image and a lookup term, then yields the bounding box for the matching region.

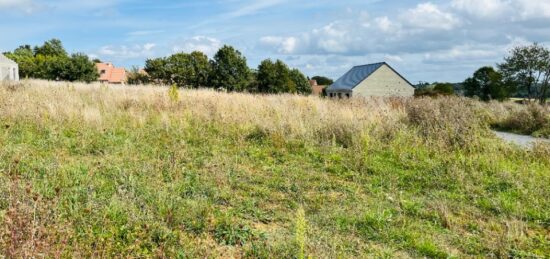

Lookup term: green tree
[499,43,550,104]
[33,55,69,80]
[145,51,211,88]
[464,66,513,101]
[290,69,311,95]
[188,51,211,88]
[210,45,250,91]
[257,59,293,94]
[64,53,99,83]
[5,39,97,82]
[311,76,334,86]
[257,59,311,94]
[34,39,68,57]
[433,83,455,95]
[182,51,211,88]
[145,57,170,84]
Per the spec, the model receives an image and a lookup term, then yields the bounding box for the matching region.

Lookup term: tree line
[129,45,312,94]
[416,43,550,104]
[3,39,98,83]
[4,39,314,95]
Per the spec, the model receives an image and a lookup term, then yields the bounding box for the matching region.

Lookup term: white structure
[0,53,19,82]
[326,62,414,98]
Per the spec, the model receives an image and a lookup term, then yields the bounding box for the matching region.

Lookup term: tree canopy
[498,43,550,104]
[209,45,250,91]
[5,39,98,82]
[145,51,212,88]
[463,67,514,101]
[256,59,311,94]
[311,76,334,86]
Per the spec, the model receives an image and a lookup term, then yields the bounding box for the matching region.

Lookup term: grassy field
[1,80,549,258]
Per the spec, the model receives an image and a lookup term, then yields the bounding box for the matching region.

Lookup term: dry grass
[0,80,405,146]
[1,80,549,258]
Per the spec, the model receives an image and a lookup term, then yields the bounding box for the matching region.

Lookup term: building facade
[0,53,19,82]
[326,62,414,98]
[96,62,127,84]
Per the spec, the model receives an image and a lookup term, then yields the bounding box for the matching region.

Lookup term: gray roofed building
[326,62,414,98]
[0,53,19,82]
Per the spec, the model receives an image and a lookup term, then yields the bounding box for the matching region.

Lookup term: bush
[494,104,550,137]
[406,97,490,150]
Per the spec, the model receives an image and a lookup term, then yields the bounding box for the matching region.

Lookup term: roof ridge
[352,62,386,68]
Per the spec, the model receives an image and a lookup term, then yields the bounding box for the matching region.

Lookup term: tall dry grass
[0,80,407,146]
[2,79,548,148]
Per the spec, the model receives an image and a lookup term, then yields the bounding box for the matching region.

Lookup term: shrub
[493,104,550,137]
[406,97,490,150]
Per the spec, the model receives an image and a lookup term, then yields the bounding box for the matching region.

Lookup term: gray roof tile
[328,62,385,90]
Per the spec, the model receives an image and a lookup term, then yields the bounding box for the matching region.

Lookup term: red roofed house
[309,80,326,96]
[96,62,127,84]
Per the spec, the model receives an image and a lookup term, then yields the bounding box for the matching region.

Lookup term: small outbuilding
[0,53,19,82]
[326,62,414,98]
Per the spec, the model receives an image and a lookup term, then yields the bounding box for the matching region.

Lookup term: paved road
[494,131,550,148]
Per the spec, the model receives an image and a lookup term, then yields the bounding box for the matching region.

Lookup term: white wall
[0,65,19,81]
[353,64,414,97]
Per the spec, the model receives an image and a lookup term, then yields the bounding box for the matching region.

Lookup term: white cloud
[172,36,222,57]
[260,36,298,54]
[400,3,461,30]
[451,0,550,20]
[375,16,400,32]
[515,0,550,19]
[385,54,404,63]
[423,44,500,63]
[0,0,38,13]
[452,0,510,18]
[97,43,156,59]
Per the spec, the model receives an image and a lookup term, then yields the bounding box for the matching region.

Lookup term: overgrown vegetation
[488,102,550,137]
[1,80,549,258]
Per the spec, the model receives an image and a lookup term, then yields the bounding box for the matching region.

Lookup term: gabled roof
[327,62,413,91]
[96,62,126,83]
[0,53,17,66]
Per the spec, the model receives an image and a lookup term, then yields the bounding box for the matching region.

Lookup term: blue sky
[1,0,550,83]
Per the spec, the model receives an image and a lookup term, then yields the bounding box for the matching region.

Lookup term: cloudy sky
[1,0,550,83]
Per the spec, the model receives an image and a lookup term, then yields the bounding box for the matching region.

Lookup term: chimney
[309,80,318,86]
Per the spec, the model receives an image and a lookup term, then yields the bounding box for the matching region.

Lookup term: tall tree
[499,43,550,104]
[145,57,170,84]
[144,51,211,88]
[34,39,68,57]
[464,67,513,101]
[5,39,97,82]
[257,59,311,94]
[257,59,293,94]
[210,45,250,91]
[290,69,312,95]
[187,51,211,88]
[64,53,99,83]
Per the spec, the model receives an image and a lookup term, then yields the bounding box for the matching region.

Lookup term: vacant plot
[1,80,549,258]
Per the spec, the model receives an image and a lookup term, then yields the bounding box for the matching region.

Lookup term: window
[100,70,106,74]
